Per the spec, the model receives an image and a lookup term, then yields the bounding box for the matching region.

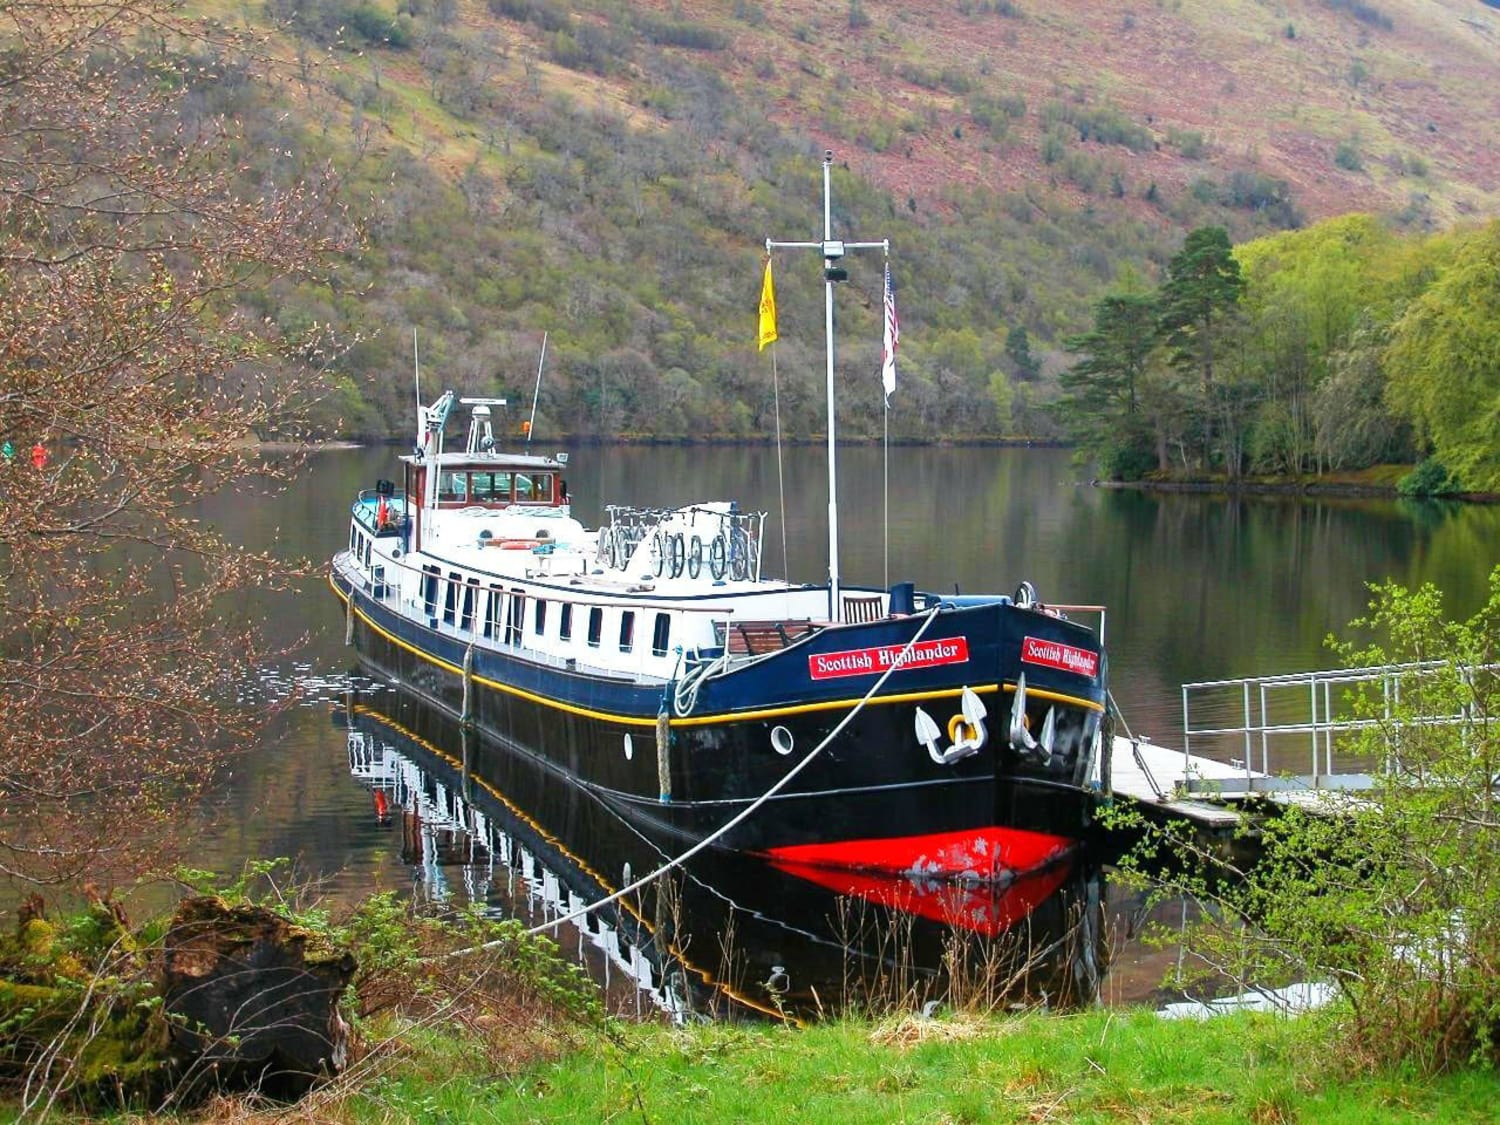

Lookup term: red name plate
[809,637,969,681]
[1020,636,1099,679]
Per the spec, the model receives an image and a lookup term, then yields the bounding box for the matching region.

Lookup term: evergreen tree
[1158,226,1246,471]
[1058,292,1159,477]
[1004,324,1042,382]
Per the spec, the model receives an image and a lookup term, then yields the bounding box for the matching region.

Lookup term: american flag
[881,262,899,406]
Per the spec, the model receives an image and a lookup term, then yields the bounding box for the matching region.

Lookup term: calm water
[185,444,1500,1012]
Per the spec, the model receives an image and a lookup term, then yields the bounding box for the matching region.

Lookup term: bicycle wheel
[728,528,749,581]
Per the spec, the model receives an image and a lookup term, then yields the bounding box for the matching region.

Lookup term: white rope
[517,601,943,937]
[422,603,951,963]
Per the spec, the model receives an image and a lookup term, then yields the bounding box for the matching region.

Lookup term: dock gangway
[1176,659,1480,798]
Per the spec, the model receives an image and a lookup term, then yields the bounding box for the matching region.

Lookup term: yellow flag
[757,258,778,351]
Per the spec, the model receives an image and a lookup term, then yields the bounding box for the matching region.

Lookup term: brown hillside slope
[634,0,1498,226]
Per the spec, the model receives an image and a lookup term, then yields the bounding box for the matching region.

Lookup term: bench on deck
[717,619,821,656]
[841,594,886,623]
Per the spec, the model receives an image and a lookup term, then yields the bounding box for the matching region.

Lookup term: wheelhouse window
[618,611,635,654]
[514,474,535,502]
[437,471,468,503]
[559,603,573,641]
[471,471,512,504]
[651,613,671,658]
[587,607,603,648]
[534,599,547,636]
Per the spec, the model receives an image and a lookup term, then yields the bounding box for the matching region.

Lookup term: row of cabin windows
[350,525,373,569]
[420,566,672,658]
[437,470,554,505]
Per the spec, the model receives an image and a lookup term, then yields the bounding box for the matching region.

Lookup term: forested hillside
[179,0,1498,444]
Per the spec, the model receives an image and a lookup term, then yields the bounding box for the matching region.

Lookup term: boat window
[587,606,603,648]
[437,471,468,503]
[443,571,460,625]
[349,524,358,552]
[361,534,372,568]
[461,578,480,632]
[484,585,503,639]
[422,566,440,618]
[559,602,573,641]
[506,588,525,646]
[651,613,671,658]
[533,474,554,503]
[534,599,547,636]
[618,611,635,654]
[514,474,535,502]
[471,472,511,503]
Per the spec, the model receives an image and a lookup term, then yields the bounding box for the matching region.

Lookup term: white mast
[766,151,888,621]
[527,331,548,447]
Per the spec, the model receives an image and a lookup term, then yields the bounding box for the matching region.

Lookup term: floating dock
[1106,734,1253,831]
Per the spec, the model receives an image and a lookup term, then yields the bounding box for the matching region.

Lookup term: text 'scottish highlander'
[330,155,1110,913]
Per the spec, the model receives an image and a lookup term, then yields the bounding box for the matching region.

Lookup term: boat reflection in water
[341,685,1107,1021]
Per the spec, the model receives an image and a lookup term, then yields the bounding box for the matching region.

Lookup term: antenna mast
[765,151,889,621]
[526,331,548,447]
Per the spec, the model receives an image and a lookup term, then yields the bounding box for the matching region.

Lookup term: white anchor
[1008,672,1058,763]
[914,686,988,765]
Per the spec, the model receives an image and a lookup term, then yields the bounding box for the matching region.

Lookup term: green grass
[336,1007,1500,1123]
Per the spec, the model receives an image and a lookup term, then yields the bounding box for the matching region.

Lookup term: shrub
[1120,570,1500,1073]
[1167,127,1205,159]
[1099,440,1156,481]
[1397,457,1461,497]
[1334,141,1364,172]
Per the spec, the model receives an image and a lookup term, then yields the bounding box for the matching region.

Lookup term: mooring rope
[1107,687,1163,799]
[521,601,943,937]
[439,601,946,956]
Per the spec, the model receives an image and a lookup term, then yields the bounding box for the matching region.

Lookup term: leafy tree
[1236,215,1399,473]
[1385,221,1500,491]
[0,2,341,884]
[1311,319,1412,470]
[1158,226,1246,471]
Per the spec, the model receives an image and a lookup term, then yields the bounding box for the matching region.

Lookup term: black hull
[343,687,1108,1018]
[331,567,1106,878]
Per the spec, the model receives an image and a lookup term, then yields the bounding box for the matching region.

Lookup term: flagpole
[883,390,890,591]
[880,255,898,593]
[766,151,888,623]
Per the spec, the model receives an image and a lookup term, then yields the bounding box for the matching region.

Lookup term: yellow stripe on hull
[330,573,1105,731]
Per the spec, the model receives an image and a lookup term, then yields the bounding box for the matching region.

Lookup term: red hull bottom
[761,825,1076,882]
[762,826,1078,937]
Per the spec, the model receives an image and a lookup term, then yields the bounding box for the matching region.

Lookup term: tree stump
[161,896,356,1100]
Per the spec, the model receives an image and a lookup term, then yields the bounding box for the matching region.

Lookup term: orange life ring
[498,538,542,550]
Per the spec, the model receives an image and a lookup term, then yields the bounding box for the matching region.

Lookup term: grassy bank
[324,1006,1498,1123]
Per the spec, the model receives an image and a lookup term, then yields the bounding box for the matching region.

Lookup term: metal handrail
[1182,660,1482,786]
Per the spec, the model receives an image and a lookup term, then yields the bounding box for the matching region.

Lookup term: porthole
[770,725,795,756]
[623,733,634,760]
